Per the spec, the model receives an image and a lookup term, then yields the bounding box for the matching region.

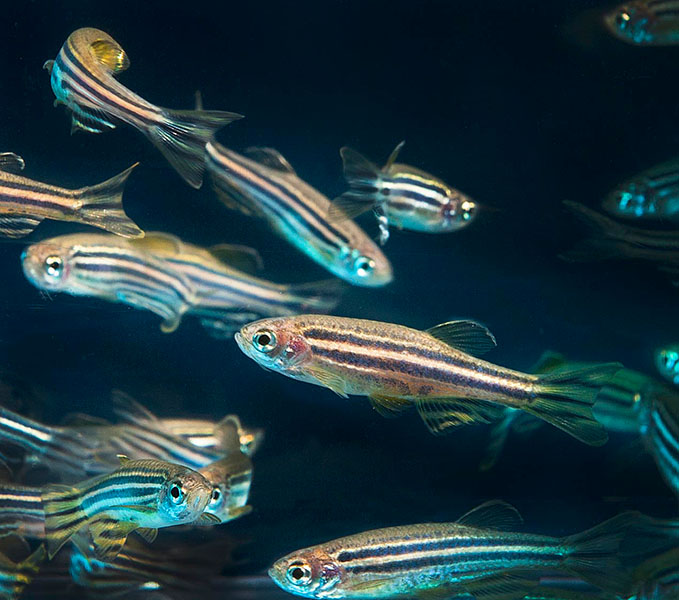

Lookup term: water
[1,0,678,597]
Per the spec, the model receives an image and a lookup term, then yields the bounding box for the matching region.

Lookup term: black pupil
[212,489,220,501]
[257,333,271,346]
[291,567,305,580]
[170,485,180,499]
[50,261,59,271]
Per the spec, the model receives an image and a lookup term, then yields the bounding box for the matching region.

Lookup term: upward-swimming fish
[328,142,477,245]
[235,315,620,446]
[655,344,679,386]
[44,28,242,188]
[604,1,679,45]
[0,153,142,239]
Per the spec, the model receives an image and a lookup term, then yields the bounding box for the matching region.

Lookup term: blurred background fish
[604,1,679,45]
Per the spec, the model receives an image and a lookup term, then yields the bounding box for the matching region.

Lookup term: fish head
[604,2,655,44]
[337,243,393,287]
[603,183,650,218]
[21,239,78,292]
[269,548,344,598]
[199,453,253,523]
[158,466,213,523]
[655,346,679,382]
[439,192,478,231]
[235,317,314,375]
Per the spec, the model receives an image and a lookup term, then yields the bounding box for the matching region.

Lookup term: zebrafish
[630,547,679,599]
[235,315,621,446]
[328,142,477,245]
[21,232,339,334]
[42,457,217,560]
[269,501,638,599]
[205,142,393,287]
[655,344,679,385]
[0,153,142,239]
[0,484,46,540]
[44,28,242,188]
[603,159,679,222]
[0,537,46,600]
[604,1,679,45]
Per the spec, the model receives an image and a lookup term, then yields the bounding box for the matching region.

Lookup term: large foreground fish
[44,28,242,188]
[0,153,142,238]
[235,315,620,446]
[269,501,638,599]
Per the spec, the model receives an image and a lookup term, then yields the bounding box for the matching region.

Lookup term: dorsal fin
[112,390,159,424]
[117,454,131,466]
[130,232,183,257]
[456,500,523,531]
[426,320,497,356]
[0,153,25,174]
[243,147,296,174]
[208,244,263,273]
[90,39,130,73]
[384,140,405,169]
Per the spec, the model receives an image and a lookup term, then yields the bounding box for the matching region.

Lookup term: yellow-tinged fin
[129,231,183,256]
[43,60,54,74]
[42,484,86,559]
[116,455,130,465]
[327,147,382,222]
[369,394,412,418]
[196,512,222,525]
[208,244,264,273]
[527,363,622,446]
[0,540,46,600]
[415,396,506,435]
[530,351,569,374]
[307,366,348,398]
[346,579,393,593]
[243,147,296,174]
[426,320,497,357]
[136,527,157,543]
[456,500,523,531]
[90,39,130,73]
[88,517,138,561]
[384,140,405,170]
[0,216,44,239]
[0,153,25,174]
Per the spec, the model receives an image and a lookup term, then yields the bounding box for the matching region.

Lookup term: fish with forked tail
[235,315,621,446]
[44,28,242,188]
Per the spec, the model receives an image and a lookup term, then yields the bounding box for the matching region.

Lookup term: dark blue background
[1,0,677,581]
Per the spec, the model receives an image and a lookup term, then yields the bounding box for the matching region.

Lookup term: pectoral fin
[88,518,138,561]
[196,513,222,525]
[243,147,296,173]
[135,527,158,543]
[0,216,43,238]
[90,39,130,73]
[307,366,348,398]
[208,244,264,273]
[0,153,25,173]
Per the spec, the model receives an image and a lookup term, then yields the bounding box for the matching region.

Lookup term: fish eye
[210,487,222,503]
[461,200,476,220]
[252,330,277,352]
[44,256,63,278]
[168,481,184,504]
[286,562,312,586]
[354,256,375,277]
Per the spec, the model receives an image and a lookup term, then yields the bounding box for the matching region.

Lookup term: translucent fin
[527,363,622,446]
[0,541,46,600]
[464,571,539,600]
[42,484,86,558]
[327,147,383,222]
[196,513,221,525]
[426,320,497,356]
[243,147,296,173]
[307,366,348,398]
[111,390,158,424]
[208,244,264,273]
[0,216,43,238]
[563,201,629,239]
[88,517,138,561]
[286,279,344,313]
[114,287,189,333]
[384,140,405,170]
[0,153,25,174]
[76,163,144,238]
[69,105,116,135]
[42,60,54,74]
[130,232,183,256]
[369,394,412,418]
[456,500,523,531]
[150,108,243,188]
[90,39,130,73]
[211,176,265,217]
[480,411,518,472]
[563,511,640,596]
[136,527,157,543]
[415,396,506,435]
[530,351,569,374]
[328,193,380,222]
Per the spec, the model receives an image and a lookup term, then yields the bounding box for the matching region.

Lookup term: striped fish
[198,452,253,524]
[44,28,242,188]
[269,501,638,599]
[631,548,679,599]
[0,538,46,600]
[21,232,342,335]
[603,159,679,222]
[655,344,679,386]
[205,141,393,287]
[328,142,477,245]
[0,484,46,540]
[0,153,142,239]
[42,457,216,560]
[604,1,679,45]
[235,315,620,446]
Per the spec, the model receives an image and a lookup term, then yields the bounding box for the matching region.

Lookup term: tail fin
[525,363,622,446]
[0,540,46,600]
[76,163,144,238]
[286,279,344,313]
[150,108,243,189]
[563,511,640,597]
[327,147,383,222]
[42,484,87,558]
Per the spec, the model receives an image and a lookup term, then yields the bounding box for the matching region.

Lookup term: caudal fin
[287,279,344,313]
[327,147,383,222]
[525,363,622,446]
[150,108,243,189]
[77,163,144,238]
[42,484,87,558]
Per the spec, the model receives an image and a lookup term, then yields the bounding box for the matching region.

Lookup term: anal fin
[415,396,506,435]
[88,517,138,561]
[369,394,412,418]
[0,215,43,238]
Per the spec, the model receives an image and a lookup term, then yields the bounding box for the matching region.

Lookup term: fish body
[604,1,679,45]
[0,153,142,239]
[42,457,214,560]
[205,141,393,287]
[0,485,46,540]
[45,28,242,188]
[269,501,636,599]
[329,142,477,245]
[655,345,679,385]
[603,159,679,221]
[235,315,620,446]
